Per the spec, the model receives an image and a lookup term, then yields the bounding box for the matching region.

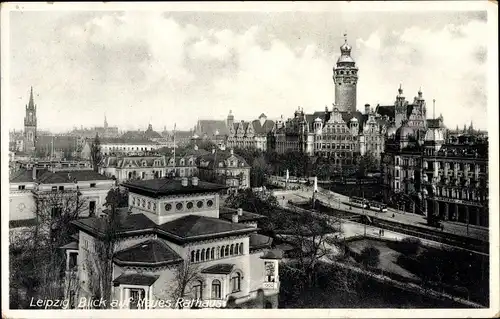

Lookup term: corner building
[65,177,281,309]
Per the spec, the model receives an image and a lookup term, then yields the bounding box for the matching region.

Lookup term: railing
[262,282,280,290]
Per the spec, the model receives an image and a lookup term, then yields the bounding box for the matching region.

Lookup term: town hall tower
[333,34,358,113]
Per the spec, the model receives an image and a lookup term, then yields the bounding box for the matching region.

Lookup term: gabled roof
[122,178,228,198]
[112,273,160,286]
[113,239,183,267]
[201,263,234,275]
[251,119,275,135]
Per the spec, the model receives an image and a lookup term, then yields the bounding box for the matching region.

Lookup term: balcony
[262,281,280,290]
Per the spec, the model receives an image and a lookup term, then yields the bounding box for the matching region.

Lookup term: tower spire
[28,86,35,109]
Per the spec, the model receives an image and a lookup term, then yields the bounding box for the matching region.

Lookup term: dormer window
[142,161,147,167]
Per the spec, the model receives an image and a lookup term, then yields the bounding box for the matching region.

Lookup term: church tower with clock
[23,87,37,155]
[333,34,358,113]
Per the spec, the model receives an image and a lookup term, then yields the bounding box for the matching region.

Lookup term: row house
[99,154,199,182]
[198,149,251,194]
[226,112,275,151]
[9,168,115,223]
[63,177,281,309]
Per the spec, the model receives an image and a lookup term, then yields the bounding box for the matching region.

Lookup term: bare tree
[9,189,87,308]
[90,134,103,173]
[167,261,202,309]
[85,187,122,308]
[277,208,341,285]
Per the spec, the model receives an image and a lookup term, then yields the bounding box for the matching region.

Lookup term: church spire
[27,86,35,110]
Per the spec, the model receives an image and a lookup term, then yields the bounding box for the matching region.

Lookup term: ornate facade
[381,114,489,227]
[226,112,275,151]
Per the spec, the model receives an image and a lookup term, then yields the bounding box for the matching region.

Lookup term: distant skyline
[5,3,492,133]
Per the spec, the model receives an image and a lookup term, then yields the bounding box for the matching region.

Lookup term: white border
[1,1,498,318]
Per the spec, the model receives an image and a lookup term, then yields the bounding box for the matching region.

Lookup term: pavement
[272,186,488,242]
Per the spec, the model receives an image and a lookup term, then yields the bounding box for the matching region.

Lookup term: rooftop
[122,178,228,198]
[72,211,256,243]
[112,273,160,286]
[201,263,235,275]
[113,239,183,267]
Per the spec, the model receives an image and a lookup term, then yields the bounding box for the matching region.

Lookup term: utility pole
[363,190,366,236]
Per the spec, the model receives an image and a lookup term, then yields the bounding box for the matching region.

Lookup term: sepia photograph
[1,1,498,318]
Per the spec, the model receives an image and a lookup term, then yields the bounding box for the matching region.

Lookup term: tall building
[24,87,37,155]
[333,34,358,113]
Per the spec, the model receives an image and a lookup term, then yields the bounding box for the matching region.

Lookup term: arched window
[192,280,203,299]
[191,251,195,263]
[225,245,229,256]
[205,249,210,260]
[195,250,200,262]
[211,280,221,299]
[231,271,242,292]
[221,246,225,258]
[230,244,235,255]
[211,247,215,260]
[201,249,205,261]
[235,243,239,255]
[239,243,243,254]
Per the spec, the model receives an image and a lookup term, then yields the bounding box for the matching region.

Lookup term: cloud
[8,11,488,132]
[355,20,488,129]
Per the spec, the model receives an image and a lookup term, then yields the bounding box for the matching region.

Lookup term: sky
[5,4,491,133]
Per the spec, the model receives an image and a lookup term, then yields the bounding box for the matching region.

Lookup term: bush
[400,237,422,255]
[359,246,380,268]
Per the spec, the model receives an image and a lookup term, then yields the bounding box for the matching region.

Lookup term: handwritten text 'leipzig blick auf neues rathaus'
[30,297,225,309]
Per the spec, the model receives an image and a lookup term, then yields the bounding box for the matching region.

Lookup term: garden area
[344,237,489,306]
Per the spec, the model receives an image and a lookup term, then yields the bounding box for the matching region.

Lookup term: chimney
[365,104,370,114]
[192,176,199,186]
[32,167,37,181]
[181,177,188,187]
[237,208,243,216]
[232,211,239,223]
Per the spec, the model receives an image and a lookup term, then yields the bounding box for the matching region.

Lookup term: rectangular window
[68,252,78,270]
[18,185,26,190]
[52,186,58,191]
[58,186,64,191]
[90,183,96,188]
[89,201,96,217]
